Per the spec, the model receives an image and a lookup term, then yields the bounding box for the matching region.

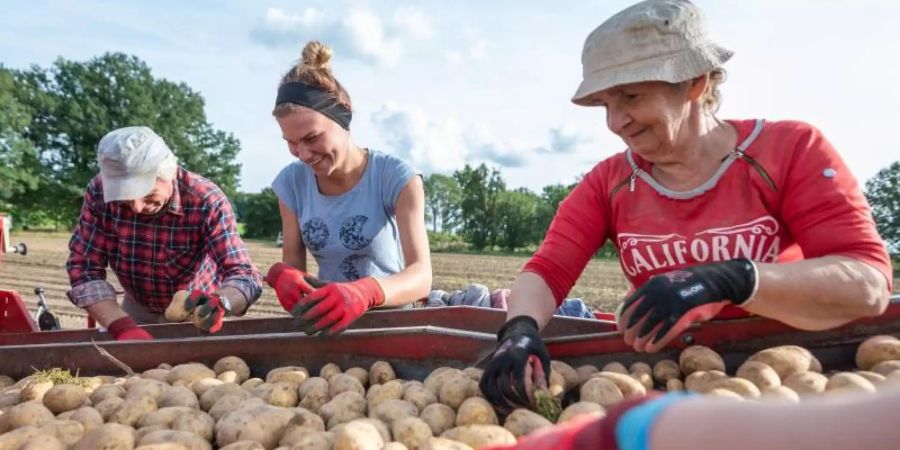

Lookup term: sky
[1,0,898,193]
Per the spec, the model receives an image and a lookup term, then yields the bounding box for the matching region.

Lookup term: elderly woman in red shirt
[479,0,893,411]
[66,127,262,339]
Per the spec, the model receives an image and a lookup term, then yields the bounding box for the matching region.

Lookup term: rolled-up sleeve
[204,194,263,304]
[66,181,118,307]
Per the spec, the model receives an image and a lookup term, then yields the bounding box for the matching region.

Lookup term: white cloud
[251,7,433,67]
[539,124,590,154]
[445,34,488,68]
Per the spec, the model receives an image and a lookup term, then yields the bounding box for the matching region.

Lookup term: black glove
[619,258,757,352]
[479,315,551,411]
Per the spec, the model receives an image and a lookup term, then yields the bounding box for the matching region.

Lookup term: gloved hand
[107,316,153,341]
[618,258,757,353]
[183,291,230,333]
[265,262,323,313]
[479,315,551,413]
[296,277,385,335]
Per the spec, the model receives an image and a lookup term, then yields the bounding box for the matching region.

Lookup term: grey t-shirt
[271,150,418,282]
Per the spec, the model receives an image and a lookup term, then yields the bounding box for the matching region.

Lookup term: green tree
[10,53,242,229]
[454,164,506,249]
[240,188,281,239]
[0,67,41,214]
[496,187,540,250]
[535,182,577,237]
[424,173,462,233]
[865,161,900,253]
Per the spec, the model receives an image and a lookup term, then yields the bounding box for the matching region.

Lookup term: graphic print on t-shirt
[340,254,371,280]
[340,215,373,250]
[616,216,781,278]
[302,217,330,251]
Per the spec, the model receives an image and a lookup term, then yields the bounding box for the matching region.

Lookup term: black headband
[276,82,352,130]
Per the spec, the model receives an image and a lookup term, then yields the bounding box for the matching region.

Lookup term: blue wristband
[616,392,695,450]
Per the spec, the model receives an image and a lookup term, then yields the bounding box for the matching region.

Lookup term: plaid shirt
[67,167,262,313]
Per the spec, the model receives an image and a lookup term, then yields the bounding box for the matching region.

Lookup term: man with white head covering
[66,126,262,340]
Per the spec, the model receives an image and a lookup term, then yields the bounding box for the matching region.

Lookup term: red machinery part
[0,290,39,333]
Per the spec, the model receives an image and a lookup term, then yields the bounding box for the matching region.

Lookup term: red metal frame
[0,290,39,333]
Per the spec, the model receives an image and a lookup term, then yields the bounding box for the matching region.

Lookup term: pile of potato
[0,334,898,450]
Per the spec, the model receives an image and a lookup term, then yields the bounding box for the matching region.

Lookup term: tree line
[1,53,898,257]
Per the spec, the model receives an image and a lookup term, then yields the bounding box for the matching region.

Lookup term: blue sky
[2,0,898,193]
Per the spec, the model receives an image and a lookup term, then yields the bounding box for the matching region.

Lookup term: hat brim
[571,44,733,106]
[101,172,157,202]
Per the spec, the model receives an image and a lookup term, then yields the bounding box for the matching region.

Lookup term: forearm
[375,262,432,307]
[216,286,250,316]
[651,391,900,450]
[507,271,558,329]
[85,299,129,328]
[744,256,890,330]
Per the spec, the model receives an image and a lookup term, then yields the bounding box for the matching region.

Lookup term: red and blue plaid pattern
[67,168,262,313]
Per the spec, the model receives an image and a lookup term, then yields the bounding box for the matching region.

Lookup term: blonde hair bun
[301,41,332,71]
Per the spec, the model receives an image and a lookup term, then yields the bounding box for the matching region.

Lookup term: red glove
[297,277,385,335]
[265,262,322,313]
[183,291,230,333]
[107,316,153,341]
[485,392,665,450]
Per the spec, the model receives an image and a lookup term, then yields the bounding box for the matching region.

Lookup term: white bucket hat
[97,126,176,202]
[572,0,733,106]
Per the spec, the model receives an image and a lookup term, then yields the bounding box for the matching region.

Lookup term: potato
[139,429,212,450]
[736,361,781,391]
[126,379,170,401]
[110,395,158,427]
[256,381,300,407]
[190,378,224,398]
[705,389,744,400]
[320,363,342,380]
[167,363,216,386]
[368,380,405,409]
[171,409,216,442]
[333,420,384,450]
[0,426,42,449]
[404,385,438,412]
[783,372,828,395]
[40,419,86,447]
[0,375,14,389]
[629,362,652,375]
[696,378,761,399]
[7,401,55,428]
[439,376,477,410]
[601,362,628,374]
[747,346,820,379]
[391,416,432,450]
[825,372,877,394]
[384,442,410,450]
[549,361,579,392]
[320,391,367,428]
[356,418,392,443]
[216,371,239,384]
[137,406,195,428]
[158,385,200,409]
[370,399,419,427]
[679,346,725,376]
[216,404,298,449]
[591,372,647,398]
[370,361,397,386]
[214,356,251,384]
[136,425,170,443]
[209,395,263,422]
[219,441,267,450]
[870,360,900,376]
[95,396,126,421]
[441,424,516,448]
[424,368,465,396]
[684,370,727,392]
[142,369,171,383]
[20,380,54,402]
[422,437,474,450]
[855,371,886,386]
[455,397,498,427]
[856,335,900,370]
[266,366,309,387]
[90,384,126,405]
[18,434,66,450]
[666,378,684,392]
[548,370,567,396]
[760,386,800,403]
[575,365,599,386]
[0,389,21,409]
[241,378,265,390]
[420,403,456,436]
[69,406,104,432]
[503,408,552,437]
[580,377,623,407]
[283,431,334,450]
[165,290,191,322]
[73,423,136,450]
[558,401,605,423]
[462,368,483,382]
[199,383,244,411]
[630,372,653,391]
[298,377,330,414]
[43,384,88,413]
[279,408,327,445]
[329,374,366,398]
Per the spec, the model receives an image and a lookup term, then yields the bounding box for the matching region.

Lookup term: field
[1,232,631,329]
